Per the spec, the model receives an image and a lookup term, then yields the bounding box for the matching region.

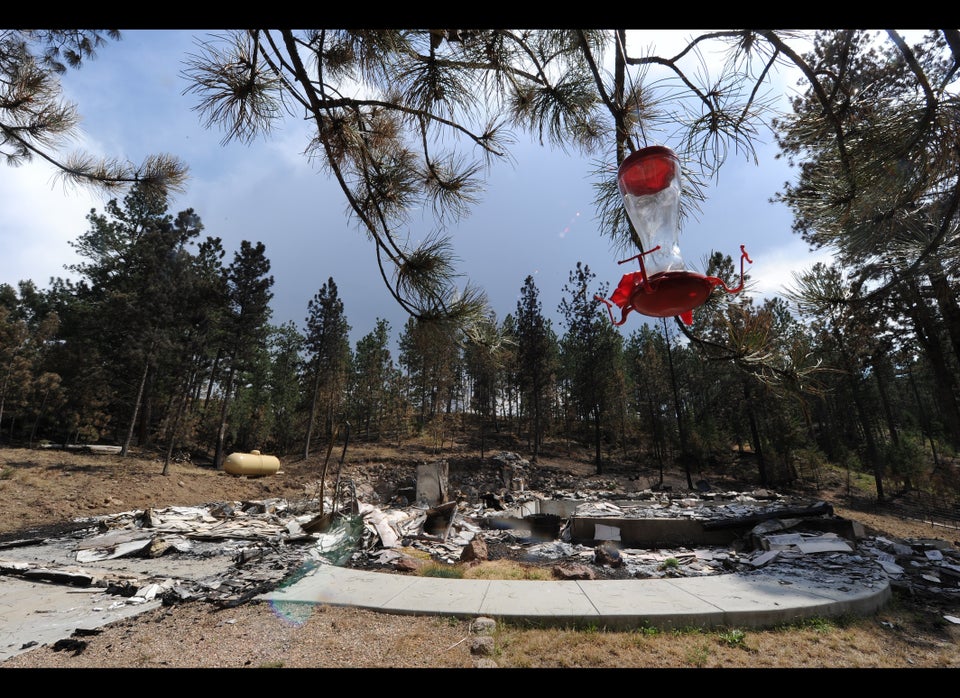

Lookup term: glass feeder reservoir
[596,145,752,326]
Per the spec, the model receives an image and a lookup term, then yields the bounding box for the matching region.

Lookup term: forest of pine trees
[1,183,957,504]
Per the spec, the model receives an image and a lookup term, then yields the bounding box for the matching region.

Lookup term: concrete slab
[269,564,421,609]
[258,564,892,632]
[578,578,722,630]
[478,579,600,622]
[664,573,891,628]
[0,577,161,662]
[371,575,489,616]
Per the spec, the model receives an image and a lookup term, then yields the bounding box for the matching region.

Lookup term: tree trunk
[593,408,603,475]
[744,380,768,487]
[213,365,236,470]
[28,387,50,449]
[663,319,692,490]
[531,382,541,463]
[199,348,222,424]
[871,355,899,447]
[834,329,885,502]
[121,349,153,457]
[646,398,665,485]
[162,382,191,476]
[907,363,940,468]
[304,367,321,460]
[907,294,960,449]
[137,364,155,448]
[927,264,960,365]
[0,371,8,441]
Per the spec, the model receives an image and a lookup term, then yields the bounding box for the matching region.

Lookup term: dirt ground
[1,441,958,669]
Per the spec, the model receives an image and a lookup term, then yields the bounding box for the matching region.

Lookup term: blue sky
[0,29,835,348]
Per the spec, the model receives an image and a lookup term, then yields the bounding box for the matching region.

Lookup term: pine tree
[558,262,624,473]
[213,241,274,469]
[1,30,187,195]
[349,319,394,441]
[303,278,351,460]
[514,275,558,461]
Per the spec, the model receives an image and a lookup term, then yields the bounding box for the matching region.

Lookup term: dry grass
[488,599,960,668]
[413,558,556,580]
[461,559,554,581]
[5,593,957,668]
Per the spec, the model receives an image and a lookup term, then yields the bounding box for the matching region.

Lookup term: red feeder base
[595,245,752,327]
[628,271,715,318]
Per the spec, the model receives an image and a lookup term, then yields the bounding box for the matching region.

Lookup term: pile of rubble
[0,452,957,623]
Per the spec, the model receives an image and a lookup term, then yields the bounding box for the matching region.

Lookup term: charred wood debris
[0,452,958,621]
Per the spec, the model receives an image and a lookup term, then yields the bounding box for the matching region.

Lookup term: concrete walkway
[1,560,891,662]
[259,563,892,630]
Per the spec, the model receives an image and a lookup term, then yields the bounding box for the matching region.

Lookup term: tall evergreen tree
[267,321,306,456]
[497,313,521,437]
[302,278,352,460]
[349,319,394,441]
[624,324,675,483]
[162,233,228,469]
[213,241,274,469]
[514,275,558,462]
[0,283,61,444]
[558,262,624,473]
[774,31,960,496]
[462,312,513,456]
[397,315,462,448]
[56,184,217,456]
[792,263,889,499]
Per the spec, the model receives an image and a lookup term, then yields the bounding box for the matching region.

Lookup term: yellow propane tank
[224,450,281,477]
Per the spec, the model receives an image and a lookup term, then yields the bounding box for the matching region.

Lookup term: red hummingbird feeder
[596,145,752,326]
